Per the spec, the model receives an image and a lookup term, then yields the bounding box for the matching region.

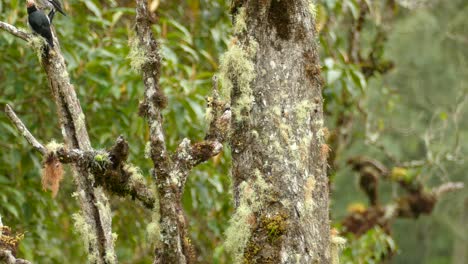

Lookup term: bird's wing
[48,0,66,16]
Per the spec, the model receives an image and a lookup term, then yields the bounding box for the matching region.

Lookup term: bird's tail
[47,37,54,48]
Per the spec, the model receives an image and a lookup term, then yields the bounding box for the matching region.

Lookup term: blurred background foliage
[0,0,466,263]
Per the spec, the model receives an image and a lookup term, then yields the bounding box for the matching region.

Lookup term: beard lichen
[146,203,162,247]
[225,170,273,263]
[72,213,99,263]
[330,231,347,264]
[27,35,47,60]
[218,8,257,122]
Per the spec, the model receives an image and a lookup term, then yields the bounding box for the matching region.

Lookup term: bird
[27,0,54,48]
[37,0,67,22]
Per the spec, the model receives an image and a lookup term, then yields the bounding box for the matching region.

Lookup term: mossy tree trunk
[223,0,330,263]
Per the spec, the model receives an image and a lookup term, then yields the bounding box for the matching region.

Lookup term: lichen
[147,211,162,246]
[224,191,253,263]
[27,35,47,60]
[304,176,316,214]
[128,36,148,72]
[225,170,274,263]
[330,233,347,264]
[146,184,161,247]
[144,141,152,159]
[45,140,64,153]
[123,163,146,189]
[76,113,87,136]
[72,213,99,263]
[233,7,247,34]
[308,0,317,19]
[295,100,312,123]
[218,28,257,122]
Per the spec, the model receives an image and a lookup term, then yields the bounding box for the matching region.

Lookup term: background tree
[0,0,466,263]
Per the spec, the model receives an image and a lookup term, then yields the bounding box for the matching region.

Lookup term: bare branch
[433,182,464,197]
[0,250,31,264]
[2,108,156,208]
[134,0,170,176]
[0,22,32,42]
[4,104,46,155]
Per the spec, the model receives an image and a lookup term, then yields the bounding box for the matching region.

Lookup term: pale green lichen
[72,213,99,263]
[76,113,87,135]
[123,163,146,188]
[218,44,255,99]
[218,30,257,121]
[233,7,247,34]
[27,35,47,60]
[331,234,347,264]
[304,177,316,214]
[146,208,162,246]
[225,171,273,263]
[205,104,214,123]
[308,0,317,19]
[45,140,64,154]
[128,36,148,72]
[144,141,151,159]
[224,182,254,263]
[296,100,312,123]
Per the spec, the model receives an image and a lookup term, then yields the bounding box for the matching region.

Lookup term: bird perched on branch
[27,0,54,48]
[37,0,67,22]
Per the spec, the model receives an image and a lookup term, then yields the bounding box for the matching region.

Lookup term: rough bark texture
[41,37,117,264]
[225,1,330,263]
[133,1,228,263]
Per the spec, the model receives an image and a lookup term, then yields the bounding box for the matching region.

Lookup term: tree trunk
[223,0,330,263]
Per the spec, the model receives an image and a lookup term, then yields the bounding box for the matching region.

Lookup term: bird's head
[26,0,36,8]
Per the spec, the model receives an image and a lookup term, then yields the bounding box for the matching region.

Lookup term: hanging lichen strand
[224,0,330,263]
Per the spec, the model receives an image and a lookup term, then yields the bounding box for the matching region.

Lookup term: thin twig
[5,104,46,155]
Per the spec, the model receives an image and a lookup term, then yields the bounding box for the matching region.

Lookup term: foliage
[341,227,397,264]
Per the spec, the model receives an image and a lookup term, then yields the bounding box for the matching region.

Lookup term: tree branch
[0,250,31,264]
[0,22,32,42]
[5,104,46,155]
[4,104,156,209]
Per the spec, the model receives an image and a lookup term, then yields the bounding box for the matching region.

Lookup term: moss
[128,36,148,72]
[72,213,99,263]
[225,170,276,263]
[263,213,287,241]
[93,151,110,171]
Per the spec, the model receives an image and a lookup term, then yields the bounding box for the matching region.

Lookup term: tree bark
[224,1,330,263]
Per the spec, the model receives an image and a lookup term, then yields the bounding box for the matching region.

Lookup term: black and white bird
[27,0,54,48]
[37,0,67,22]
